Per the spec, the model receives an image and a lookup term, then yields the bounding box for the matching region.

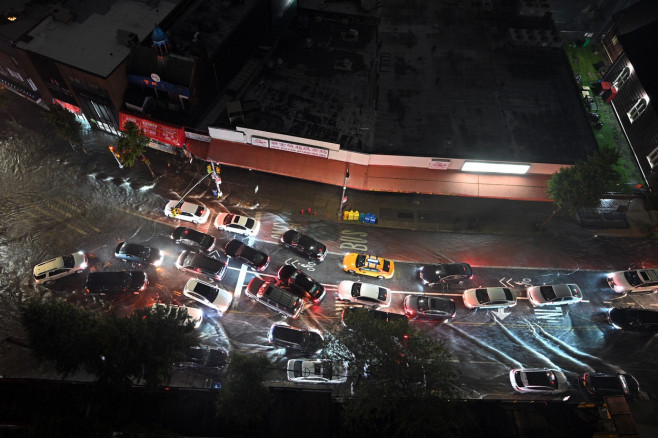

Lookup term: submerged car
[342,253,394,279]
[607,269,658,294]
[403,295,456,322]
[509,368,569,395]
[170,226,216,252]
[286,359,348,384]
[341,306,408,328]
[526,284,583,307]
[337,280,391,307]
[280,229,327,261]
[33,251,88,285]
[579,372,640,399]
[214,212,260,236]
[224,239,269,271]
[150,303,203,329]
[175,250,227,282]
[268,323,324,355]
[183,278,233,315]
[114,242,163,266]
[278,265,325,304]
[164,200,210,224]
[607,307,658,332]
[419,263,472,286]
[173,346,228,374]
[463,287,517,310]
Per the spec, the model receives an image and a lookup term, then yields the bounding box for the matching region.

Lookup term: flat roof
[16,0,178,77]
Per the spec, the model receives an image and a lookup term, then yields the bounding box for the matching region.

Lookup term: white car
[462,287,517,309]
[150,303,203,329]
[183,278,233,315]
[214,212,260,236]
[509,368,569,395]
[607,269,658,294]
[33,251,88,285]
[164,200,211,224]
[526,284,583,307]
[287,359,348,384]
[337,280,391,307]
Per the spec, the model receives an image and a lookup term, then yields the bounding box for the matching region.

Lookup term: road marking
[533,307,564,321]
[231,264,249,309]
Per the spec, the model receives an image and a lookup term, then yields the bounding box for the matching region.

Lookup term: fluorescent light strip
[462,161,530,174]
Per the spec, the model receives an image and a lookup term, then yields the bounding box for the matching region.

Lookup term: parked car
[183,278,233,314]
[280,229,327,261]
[164,200,210,224]
[268,323,324,355]
[337,280,391,307]
[526,284,583,307]
[175,250,227,282]
[85,271,148,295]
[114,242,163,266]
[170,226,216,252]
[286,359,348,384]
[33,251,88,285]
[419,263,472,286]
[342,253,394,279]
[607,307,658,332]
[509,368,569,395]
[214,212,260,236]
[463,287,517,309]
[403,295,456,322]
[341,306,408,328]
[173,346,228,374]
[579,372,640,399]
[224,239,269,271]
[245,278,304,319]
[278,265,325,304]
[150,303,203,329]
[607,269,658,294]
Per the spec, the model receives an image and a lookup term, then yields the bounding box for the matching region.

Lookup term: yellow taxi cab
[342,253,395,279]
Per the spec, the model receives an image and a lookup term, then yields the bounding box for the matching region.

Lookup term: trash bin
[364,213,372,224]
[359,212,365,222]
[369,214,377,224]
[349,210,359,221]
[343,210,350,221]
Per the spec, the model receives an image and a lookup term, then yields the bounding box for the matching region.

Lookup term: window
[613,66,631,90]
[627,97,648,123]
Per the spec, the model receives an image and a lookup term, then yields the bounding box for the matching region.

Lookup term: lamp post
[338,163,350,219]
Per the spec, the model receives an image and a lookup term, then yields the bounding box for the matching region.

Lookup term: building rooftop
[231,0,599,165]
[15,0,178,77]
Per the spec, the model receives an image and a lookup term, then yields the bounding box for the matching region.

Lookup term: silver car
[526,284,582,307]
[509,368,568,395]
[462,287,517,309]
[286,359,348,384]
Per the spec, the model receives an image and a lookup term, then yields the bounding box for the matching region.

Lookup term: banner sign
[429,159,450,170]
[269,139,329,158]
[251,137,269,148]
[119,112,185,147]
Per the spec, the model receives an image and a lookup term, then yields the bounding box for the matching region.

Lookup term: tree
[20,300,199,388]
[323,311,458,437]
[216,352,274,433]
[116,121,155,177]
[542,147,623,229]
[42,103,83,150]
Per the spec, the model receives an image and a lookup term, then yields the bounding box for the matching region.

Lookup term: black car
[608,307,658,332]
[341,306,409,328]
[175,250,227,281]
[85,271,148,294]
[277,265,326,304]
[114,242,164,266]
[403,295,456,322]
[268,323,324,355]
[280,229,327,262]
[224,239,269,272]
[173,346,228,375]
[170,226,216,252]
[579,372,640,399]
[419,263,472,286]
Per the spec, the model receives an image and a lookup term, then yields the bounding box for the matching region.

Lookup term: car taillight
[405,308,416,317]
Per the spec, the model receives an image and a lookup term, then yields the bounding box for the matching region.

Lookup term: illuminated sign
[462,161,530,174]
[119,112,185,147]
[270,139,329,158]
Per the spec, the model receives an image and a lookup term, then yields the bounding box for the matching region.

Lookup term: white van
[33,251,88,285]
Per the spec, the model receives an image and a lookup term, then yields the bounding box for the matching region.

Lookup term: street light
[108,145,123,169]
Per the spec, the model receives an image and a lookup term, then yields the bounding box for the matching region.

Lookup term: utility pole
[338,163,350,219]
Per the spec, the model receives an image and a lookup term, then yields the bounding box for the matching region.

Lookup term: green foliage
[547,147,622,213]
[20,300,199,389]
[42,103,83,148]
[324,310,458,437]
[116,121,151,167]
[216,352,274,431]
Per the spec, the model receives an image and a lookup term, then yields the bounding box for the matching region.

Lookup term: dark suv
[579,372,640,399]
[277,265,325,304]
[607,307,658,332]
[170,226,216,252]
[268,323,324,355]
[85,271,148,294]
[175,250,227,282]
[419,263,472,286]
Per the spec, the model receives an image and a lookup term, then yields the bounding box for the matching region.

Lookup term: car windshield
[122,243,149,258]
[244,218,255,229]
[62,254,75,268]
[539,286,557,301]
[355,254,367,268]
[293,360,303,377]
[526,371,557,388]
[194,206,205,216]
[417,297,429,311]
[320,362,333,380]
[475,289,491,304]
[193,282,219,302]
[381,259,391,272]
[377,287,388,301]
[223,214,235,225]
[567,284,581,297]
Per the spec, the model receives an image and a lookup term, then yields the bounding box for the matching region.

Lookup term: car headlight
[343,264,347,269]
